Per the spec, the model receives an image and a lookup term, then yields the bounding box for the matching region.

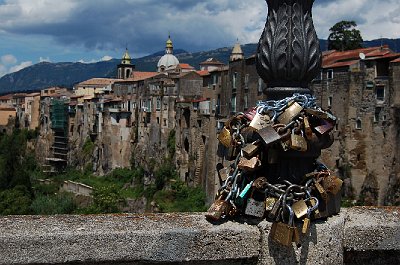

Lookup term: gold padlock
[217,126,232,148]
[205,197,231,222]
[249,112,271,130]
[242,141,260,158]
[265,197,278,212]
[277,102,303,125]
[289,129,308,152]
[303,116,313,140]
[292,199,308,219]
[322,175,343,195]
[237,157,261,172]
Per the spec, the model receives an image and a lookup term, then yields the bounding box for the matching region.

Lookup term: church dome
[157,54,179,70]
[157,35,179,72]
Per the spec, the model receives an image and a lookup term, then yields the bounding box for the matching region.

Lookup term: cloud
[39,56,51,62]
[101,55,113,61]
[1,54,17,65]
[0,0,398,61]
[9,60,32,73]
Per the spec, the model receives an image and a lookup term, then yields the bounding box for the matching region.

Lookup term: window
[232,72,238,89]
[231,95,237,113]
[328,96,333,107]
[212,74,218,85]
[163,119,167,127]
[366,81,374,90]
[327,69,333,79]
[156,98,161,110]
[157,117,160,124]
[376,86,385,101]
[258,78,264,93]
[244,94,249,109]
[356,119,362,130]
[245,74,249,89]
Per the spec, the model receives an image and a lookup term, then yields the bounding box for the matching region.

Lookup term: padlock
[238,181,254,199]
[243,107,257,121]
[265,197,278,212]
[268,195,283,220]
[217,165,232,184]
[252,177,268,191]
[257,125,282,147]
[242,141,260,158]
[303,116,313,140]
[304,108,337,122]
[314,119,335,135]
[289,128,308,152]
[307,197,324,219]
[322,174,343,195]
[314,181,328,202]
[244,197,265,218]
[277,102,303,125]
[271,205,297,246]
[292,199,309,219]
[237,156,260,172]
[205,196,231,222]
[302,196,318,234]
[217,126,232,148]
[250,112,271,130]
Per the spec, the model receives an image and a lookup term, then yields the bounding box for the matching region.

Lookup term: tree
[328,21,363,51]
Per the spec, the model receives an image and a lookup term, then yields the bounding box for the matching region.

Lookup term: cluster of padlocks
[206,93,343,246]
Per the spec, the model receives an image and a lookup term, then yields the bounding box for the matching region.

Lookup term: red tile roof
[179,63,195,69]
[131,71,158,81]
[322,46,400,68]
[0,94,13,100]
[78,78,122,86]
[391,57,400,63]
[196,70,210,76]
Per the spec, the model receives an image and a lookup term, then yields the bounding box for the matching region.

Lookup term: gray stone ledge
[0,207,399,265]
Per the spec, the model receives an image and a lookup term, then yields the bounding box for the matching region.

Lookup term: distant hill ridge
[0,38,399,94]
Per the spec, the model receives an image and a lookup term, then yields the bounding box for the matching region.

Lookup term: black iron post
[256,0,331,184]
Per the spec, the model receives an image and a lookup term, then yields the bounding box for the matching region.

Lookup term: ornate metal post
[256,0,321,99]
[256,0,329,184]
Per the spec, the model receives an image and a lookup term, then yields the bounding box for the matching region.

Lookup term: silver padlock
[245,197,265,218]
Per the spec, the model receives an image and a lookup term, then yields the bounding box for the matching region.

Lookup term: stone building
[310,45,400,205]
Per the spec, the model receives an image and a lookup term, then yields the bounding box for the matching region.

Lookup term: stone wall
[0,207,398,265]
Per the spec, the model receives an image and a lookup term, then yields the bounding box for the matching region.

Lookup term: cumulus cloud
[9,61,32,73]
[1,54,17,65]
[0,0,398,61]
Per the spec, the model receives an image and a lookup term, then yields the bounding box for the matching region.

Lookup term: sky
[0,0,399,77]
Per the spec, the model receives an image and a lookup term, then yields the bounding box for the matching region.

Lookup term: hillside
[0,38,399,94]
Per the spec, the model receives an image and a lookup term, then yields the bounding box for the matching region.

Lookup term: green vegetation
[328,20,363,51]
[0,129,206,215]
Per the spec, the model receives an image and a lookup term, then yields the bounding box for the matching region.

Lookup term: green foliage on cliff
[30,193,76,215]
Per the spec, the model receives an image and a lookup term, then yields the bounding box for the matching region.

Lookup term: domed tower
[230,40,244,62]
[117,48,135,79]
[157,35,179,72]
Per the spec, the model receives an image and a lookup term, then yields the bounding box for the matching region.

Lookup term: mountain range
[0,38,399,94]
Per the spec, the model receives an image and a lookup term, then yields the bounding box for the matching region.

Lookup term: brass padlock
[237,157,261,172]
[314,181,328,202]
[252,177,268,190]
[250,112,271,130]
[271,205,297,246]
[217,166,232,184]
[289,129,308,152]
[265,197,278,212]
[292,199,309,219]
[257,125,282,147]
[277,102,303,125]
[217,126,232,148]
[303,116,313,140]
[205,197,231,222]
[268,195,283,220]
[322,175,343,195]
[242,141,260,158]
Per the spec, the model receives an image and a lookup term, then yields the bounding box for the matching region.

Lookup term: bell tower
[117,48,135,79]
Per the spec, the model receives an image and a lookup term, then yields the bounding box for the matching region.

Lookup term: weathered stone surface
[257,211,345,265]
[0,213,260,265]
[344,207,400,251]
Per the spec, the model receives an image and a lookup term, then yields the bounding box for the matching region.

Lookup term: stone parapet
[0,207,399,265]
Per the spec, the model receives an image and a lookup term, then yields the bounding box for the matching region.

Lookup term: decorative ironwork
[256,0,322,97]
